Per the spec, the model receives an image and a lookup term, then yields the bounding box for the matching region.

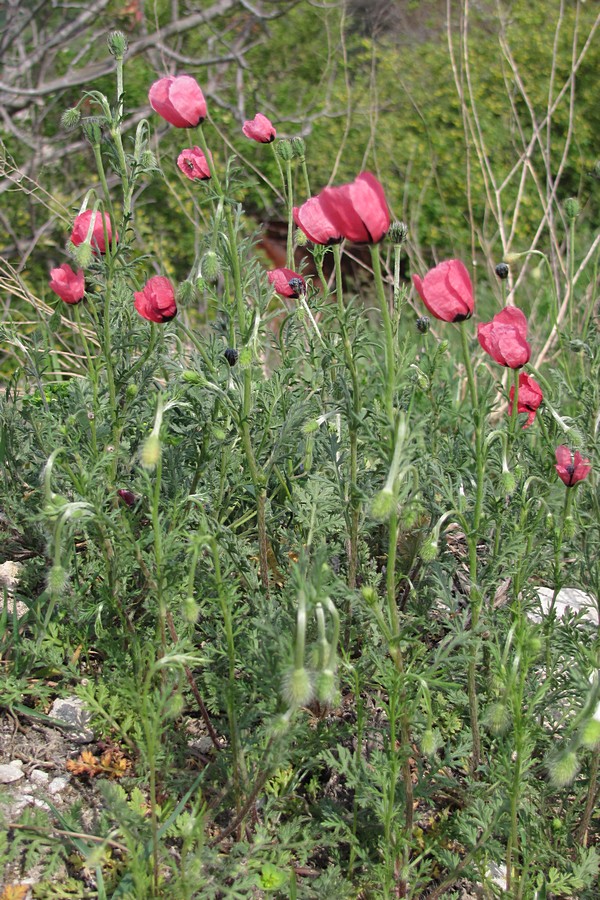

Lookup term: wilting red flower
[412,259,473,323]
[177,146,211,181]
[267,268,305,298]
[509,372,543,428]
[134,276,177,323]
[293,196,343,245]
[294,172,390,245]
[49,263,85,305]
[70,210,115,255]
[148,75,207,128]
[477,307,531,368]
[117,489,137,508]
[242,113,276,143]
[555,445,592,487]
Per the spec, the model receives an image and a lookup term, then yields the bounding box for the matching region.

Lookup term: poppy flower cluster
[294,172,390,245]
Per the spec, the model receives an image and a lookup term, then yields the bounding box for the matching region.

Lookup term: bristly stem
[285,158,294,269]
[369,244,395,429]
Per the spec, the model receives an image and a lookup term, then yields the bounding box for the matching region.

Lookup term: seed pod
[224,348,239,367]
[495,262,509,280]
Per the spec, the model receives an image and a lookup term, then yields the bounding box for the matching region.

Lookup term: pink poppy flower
[267,268,305,298]
[70,210,115,255]
[293,196,343,245]
[49,263,85,305]
[294,172,390,245]
[242,113,276,143]
[508,372,543,428]
[134,276,177,323]
[555,446,592,487]
[477,307,531,368]
[177,146,211,181]
[412,259,474,322]
[148,75,207,128]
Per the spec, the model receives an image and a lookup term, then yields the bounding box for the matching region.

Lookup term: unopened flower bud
[295,229,308,247]
[61,108,81,130]
[182,370,204,384]
[176,279,197,307]
[126,383,138,399]
[184,596,200,623]
[282,666,313,707]
[416,372,429,391]
[564,197,580,221]
[276,139,294,162]
[212,427,226,441]
[141,434,161,469]
[580,714,600,750]
[315,670,338,705]
[48,565,69,597]
[139,149,157,169]
[388,221,408,245]
[547,750,579,788]
[361,586,378,607]
[504,252,521,264]
[501,470,516,495]
[495,262,509,280]
[70,241,94,269]
[166,692,184,719]
[484,701,510,735]
[438,340,449,353]
[238,347,253,368]
[531,264,543,283]
[196,276,206,293]
[420,538,438,562]
[82,120,103,145]
[107,31,128,59]
[117,489,137,508]
[224,348,239,367]
[370,488,396,522]
[291,137,306,160]
[420,728,442,756]
[201,251,220,284]
[416,316,430,334]
[302,419,319,435]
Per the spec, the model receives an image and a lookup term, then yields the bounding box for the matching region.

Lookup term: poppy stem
[285,158,294,270]
[509,368,520,438]
[369,245,395,429]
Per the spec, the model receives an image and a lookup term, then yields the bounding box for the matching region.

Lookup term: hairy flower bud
[183,596,199,623]
[563,515,575,539]
[361,586,378,607]
[547,750,579,788]
[420,729,442,756]
[420,538,438,562]
[201,251,220,284]
[82,120,103,146]
[48,564,69,597]
[141,434,161,469]
[61,108,81,130]
[282,667,313,707]
[176,279,197,307]
[389,221,408,245]
[315,669,338,705]
[370,488,396,522]
[238,347,253,368]
[500,470,516,495]
[276,139,294,162]
[107,31,128,59]
[291,136,306,161]
[563,197,580,221]
[580,715,600,750]
[139,149,158,170]
[295,228,308,247]
[484,701,510,735]
[70,241,94,269]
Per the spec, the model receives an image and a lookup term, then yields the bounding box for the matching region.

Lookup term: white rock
[49,697,94,743]
[9,759,24,767]
[29,769,50,787]
[32,798,50,810]
[530,587,599,625]
[0,763,25,783]
[48,775,70,794]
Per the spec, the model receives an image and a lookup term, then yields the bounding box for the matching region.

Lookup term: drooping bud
[295,229,308,247]
[420,538,438,562]
[61,108,81,130]
[315,669,338,705]
[182,370,204,384]
[370,488,396,522]
[495,262,509,280]
[82,119,103,146]
[201,251,220,284]
[70,241,94,269]
[141,434,161,469]
[500,470,516,495]
[564,197,580,221]
[484,701,510,735]
[420,729,442,756]
[282,666,313,707]
[276,139,294,162]
[107,31,128,59]
[547,750,579,788]
[139,149,158,170]
[184,596,200,623]
[388,221,408,245]
[580,713,600,750]
[176,279,197,307]
[48,564,69,597]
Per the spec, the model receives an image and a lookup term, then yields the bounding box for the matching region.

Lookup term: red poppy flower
[134,276,177,323]
[242,113,276,143]
[148,75,207,128]
[509,372,543,428]
[555,445,592,487]
[477,307,531,368]
[293,196,343,245]
[117,489,137,508]
[70,210,115,255]
[412,259,473,322]
[177,146,211,181]
[267,268,305,298]
[49,263,85,305]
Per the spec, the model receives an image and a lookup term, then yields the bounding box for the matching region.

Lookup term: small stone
[0,763,25,783]
[48,775,70,794]
[9,759,24,767]
[32,798,50,810]
[30,769,50,787]
[530,587,599,625]
[49,697,94,743]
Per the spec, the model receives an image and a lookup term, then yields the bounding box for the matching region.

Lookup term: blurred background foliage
[1,0,598,317]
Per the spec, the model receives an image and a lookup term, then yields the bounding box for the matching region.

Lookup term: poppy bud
[495,262,509,280]
[224,348,239,367]
[201,251,220,284]
[389,221,408,245]
[295,229,308,247]
[126,384,138,399]
[291,137,306,160]
[82,120,103,146]
[416,316,430,334]
[238,347,253,367]
[500,471,516,495]
[315,669,338,705]
[420,538,438,562]
[276,139,294,162]
[370,488,395,522]
[282,666,313,707]
[141,434,161,469]
[107,31,128,58]
[165,692,185,719]
[361,586,378,607]
[564,197,580,221]
[484,701,510,735]
[117,489,137,508]
[580,715,600,750]
[547,750,579,788]
[71,242,94,269]
[420,729,442,756]
[176,279,197,307]
[182,370,203,384]
[531,264,543,283]
[48,565,69,597]
[302,419,319,435]
[61,108,81,130]
[139,149,158,170]
[184,596,199,623]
